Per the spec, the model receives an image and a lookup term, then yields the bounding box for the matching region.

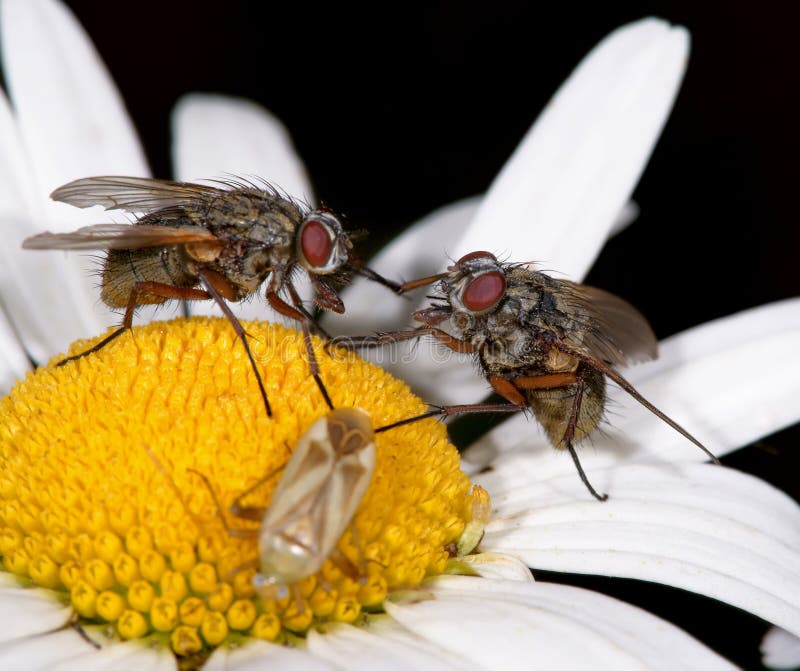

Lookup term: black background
[58,2,800,667]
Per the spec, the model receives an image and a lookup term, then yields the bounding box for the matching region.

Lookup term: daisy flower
[0,1,797,669]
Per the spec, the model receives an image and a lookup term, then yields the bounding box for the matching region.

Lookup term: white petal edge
[0,628,174,671]
[456,551,535,583]
[452,18,688,282]
[205,639,336,670]
[51,638,175,671]
[307,620,462,670]
[385,575,734,670]
[1,0,150,360]
[477,461,800,637]
[464,297,800,469]
[0,582,71,642]
[609,200,640,236]
[0,83,101,364]
[172,94,313,201]
[0,82,37,215]
[0,630,99,670]
[1,0,148,209]
[762,627,800,670]
[0,301,31,393]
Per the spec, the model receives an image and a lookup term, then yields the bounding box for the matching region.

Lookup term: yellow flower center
[0,318,482,658]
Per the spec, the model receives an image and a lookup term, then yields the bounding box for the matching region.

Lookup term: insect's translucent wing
[50,176,227,213]
[562,281,658,366]
[262,409,375,554]
[22,223,219,250]
[264,421,335,528]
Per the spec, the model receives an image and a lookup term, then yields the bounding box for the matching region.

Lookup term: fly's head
[441,251,508,338]
[295,208,355,313]
[296,209,353,277]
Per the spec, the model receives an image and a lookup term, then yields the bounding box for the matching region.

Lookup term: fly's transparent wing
[51,176,227,214]
[22,223,219,250]
[561,281,658,366]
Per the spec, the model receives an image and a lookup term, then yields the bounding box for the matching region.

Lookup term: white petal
[0,302,31,393]
[0,629,94,670]
[307,620,461,670]
[207,639,335,670]
[762,627,800,670]
[0,219,113,364]
[465,298,800,468]
[334,196,481,335]
[0,585,71,642]
[1,0,149,360]
[386,576,733,670]
[456,552,535,583]
[49,636,175,671]
[616,297,800,461]
[451,18,688,282]
[0,582,171,669]
[1,0,148,203]
[0,85,37,214]
[187,290,274,323]
[172,94,313,201]
[609,200,640,236]
[0,84,95,364]
[329,327,482,406]
[478,460,800,637]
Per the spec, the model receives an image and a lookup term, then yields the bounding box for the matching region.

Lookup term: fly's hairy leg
[57,281,211,367]
[198,270,272,418]
[561,377,608,501]
[268,288,334,410]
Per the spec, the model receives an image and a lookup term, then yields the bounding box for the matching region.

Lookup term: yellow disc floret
[0,317,482,657]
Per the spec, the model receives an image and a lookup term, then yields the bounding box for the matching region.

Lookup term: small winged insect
[332,251,719,501]
[193,406,376,610]
[23,176,401,414]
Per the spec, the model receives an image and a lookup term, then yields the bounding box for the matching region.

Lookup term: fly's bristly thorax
[196,189,302,296]
[463,266,590,375]
[296,209,352,275]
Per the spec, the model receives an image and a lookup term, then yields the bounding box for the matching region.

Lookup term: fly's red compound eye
[456,250,497,265]
[462,271,506,312]
[300,220,334,268]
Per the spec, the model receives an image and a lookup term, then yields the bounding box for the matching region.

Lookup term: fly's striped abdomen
[100,247,197,307]
[527,365,605,448]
